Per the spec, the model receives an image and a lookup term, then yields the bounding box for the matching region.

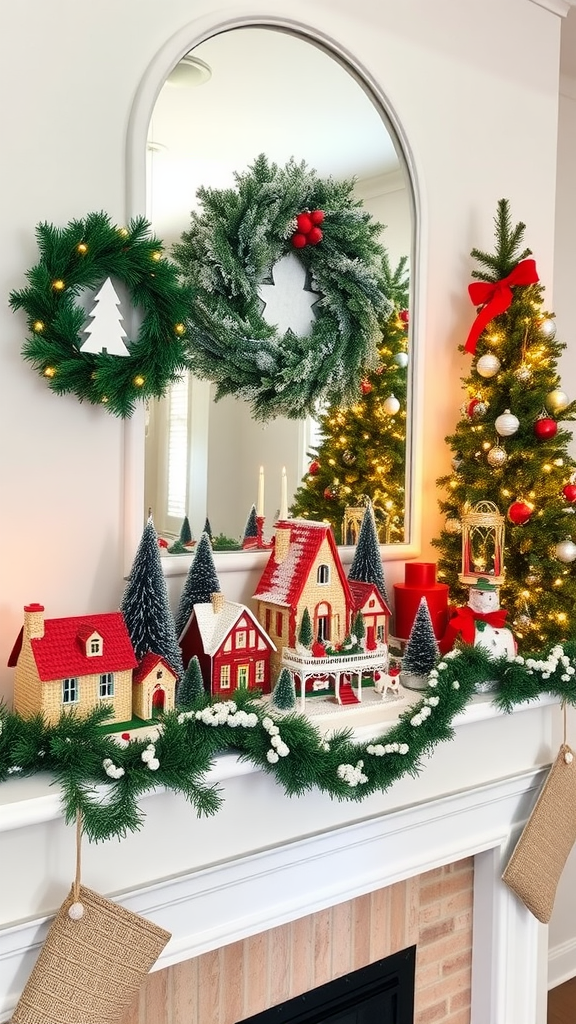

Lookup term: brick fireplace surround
[120,859,474,1024]
[0,694,558,1024]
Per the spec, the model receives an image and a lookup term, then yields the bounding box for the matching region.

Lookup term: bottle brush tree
[176,656,205,708]
[271,667,297,710]
[402,598,439,677]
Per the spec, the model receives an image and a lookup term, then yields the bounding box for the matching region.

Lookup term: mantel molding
[528,0,576,15]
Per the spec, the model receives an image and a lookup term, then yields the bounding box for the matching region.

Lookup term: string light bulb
[133,375,145,387]
[52,279,65,291]
[33,321,44,333]
[43,366,56,378]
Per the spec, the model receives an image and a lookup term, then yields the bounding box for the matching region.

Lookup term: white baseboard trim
[548,937,576,989]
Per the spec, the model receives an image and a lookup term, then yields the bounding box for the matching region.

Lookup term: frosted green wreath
[173,155,393,421]
[9,212,191,418]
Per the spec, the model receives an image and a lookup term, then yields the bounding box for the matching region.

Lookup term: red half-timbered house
[179,593,276,698]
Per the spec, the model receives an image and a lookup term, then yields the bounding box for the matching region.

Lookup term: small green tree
[403,598,439,677]
[271,668,296,710]
[298,607,313,648]
[179,516,193,545]
[175,531,221,637]
[351,610,365,646]
[203,517,213,541]
[348,502,389,604]
[176,656,205,708]
[243,505,258,541]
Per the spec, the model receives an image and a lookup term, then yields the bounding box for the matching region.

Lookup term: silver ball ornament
[393,352,409,369]
[476,353,501,378]
[555,539,576,563]
[382,394,400,415]
[514,363,532,384]
[539,318,557,340]
[545,389,570,415]
[495,409,519,437]
[445,517,462,534]
[487,445,508,468]
[513,613,532,631]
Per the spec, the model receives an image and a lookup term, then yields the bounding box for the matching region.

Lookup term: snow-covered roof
[191,600,276,656]
[254,519,352,608]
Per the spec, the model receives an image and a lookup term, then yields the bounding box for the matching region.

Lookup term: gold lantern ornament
[459,500,506,585]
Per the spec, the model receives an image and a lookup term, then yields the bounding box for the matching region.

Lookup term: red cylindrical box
[393,562,449,641]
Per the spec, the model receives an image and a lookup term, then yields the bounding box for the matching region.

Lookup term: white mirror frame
[124,11,427,579]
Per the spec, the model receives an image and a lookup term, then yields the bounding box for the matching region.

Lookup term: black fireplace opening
[236,945,416,1024]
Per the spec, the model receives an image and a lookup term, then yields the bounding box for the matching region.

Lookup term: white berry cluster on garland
[262,716,290,763]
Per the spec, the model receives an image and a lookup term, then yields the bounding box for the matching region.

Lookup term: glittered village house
[9,603,178,725]
[179,594,276,698]
[347,579,391,648]
[132,652,178,719]
[8,603,137,725]
[253,520,355,681]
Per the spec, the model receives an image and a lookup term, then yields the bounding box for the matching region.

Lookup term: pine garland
[173,155,392,421]
[9,212,191,418]
[0,642,573,843]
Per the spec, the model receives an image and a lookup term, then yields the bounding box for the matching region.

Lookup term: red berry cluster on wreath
[292,210,324,249]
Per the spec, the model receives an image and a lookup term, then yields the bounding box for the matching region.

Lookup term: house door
[236,665,249,689]
[152,687,165,715]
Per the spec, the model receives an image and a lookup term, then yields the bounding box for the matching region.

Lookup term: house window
[317,563,330,584]
[236,630,247,648]
[220,665,231,689]
[249,629,256,648]
[316,602,331,643]
[368,598,375,608]
[62,677,78,704]
[377,624,385,642]
[90,637,102,655]
[156,669,163,680]
[99,673,114,698]
[265,608,272,634]
[255,660,265,684]
[276,612,283,637]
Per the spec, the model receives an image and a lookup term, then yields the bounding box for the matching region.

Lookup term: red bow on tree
[439,604,509,654]
[464,258,539,354]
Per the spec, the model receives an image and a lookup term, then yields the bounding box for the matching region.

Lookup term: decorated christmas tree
[121,516,183,678]
[174,531,221,637]
[432,200,576,648]
[290,254,409,543]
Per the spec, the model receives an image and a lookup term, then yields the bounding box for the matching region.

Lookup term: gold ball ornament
[76,242,88,255]
[555,538,576,563]
[487,444,508,468]
[495,409,519,437]
[538,318,557,340]
[174,323,186,336]
[476,353,501,378]
[545,389,570,415]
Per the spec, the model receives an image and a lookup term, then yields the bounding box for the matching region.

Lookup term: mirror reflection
[144,26,413,547]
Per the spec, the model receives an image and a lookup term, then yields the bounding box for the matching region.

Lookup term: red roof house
[9,604,138,725]
[347,580,391,648]
[253,520,354,680]
[132,652,177,720]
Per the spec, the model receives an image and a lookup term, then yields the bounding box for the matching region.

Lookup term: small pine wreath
[10,212,191,418]
[173,154,393,421]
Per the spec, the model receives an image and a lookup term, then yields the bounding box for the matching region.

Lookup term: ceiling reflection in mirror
[144,26,413,550]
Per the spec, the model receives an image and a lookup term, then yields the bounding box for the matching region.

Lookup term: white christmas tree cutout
[258,252,320,337]
[80,276,130,356]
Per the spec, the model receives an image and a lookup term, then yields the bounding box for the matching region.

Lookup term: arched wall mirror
[143,24,415,552]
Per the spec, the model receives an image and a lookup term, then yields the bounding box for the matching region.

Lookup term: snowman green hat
[470,576,499,592]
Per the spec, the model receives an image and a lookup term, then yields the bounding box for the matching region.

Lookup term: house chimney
[211,592,225,614]
[24,603,45,640]
[274,523,291,564]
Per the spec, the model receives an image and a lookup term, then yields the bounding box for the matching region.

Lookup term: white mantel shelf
[0,694,559,1023]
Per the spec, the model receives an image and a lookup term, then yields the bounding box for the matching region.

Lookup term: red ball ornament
[308,460,320,475]
[296,213,313,235]
[399,309,409,325]
[563,483,576,502]
[507,501,533,525]
[292,232,307,249]
[324,485,338,500]
[360,379,373,394]
[307,226,323,245]
[310,210,325,225]
[534,416,558,440]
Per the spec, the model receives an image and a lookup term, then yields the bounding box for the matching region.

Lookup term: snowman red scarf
[439,604,509,654]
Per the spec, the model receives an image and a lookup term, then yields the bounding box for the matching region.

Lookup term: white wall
[0,0,569,979]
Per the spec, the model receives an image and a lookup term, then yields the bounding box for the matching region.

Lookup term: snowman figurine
[439,576,516,666]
